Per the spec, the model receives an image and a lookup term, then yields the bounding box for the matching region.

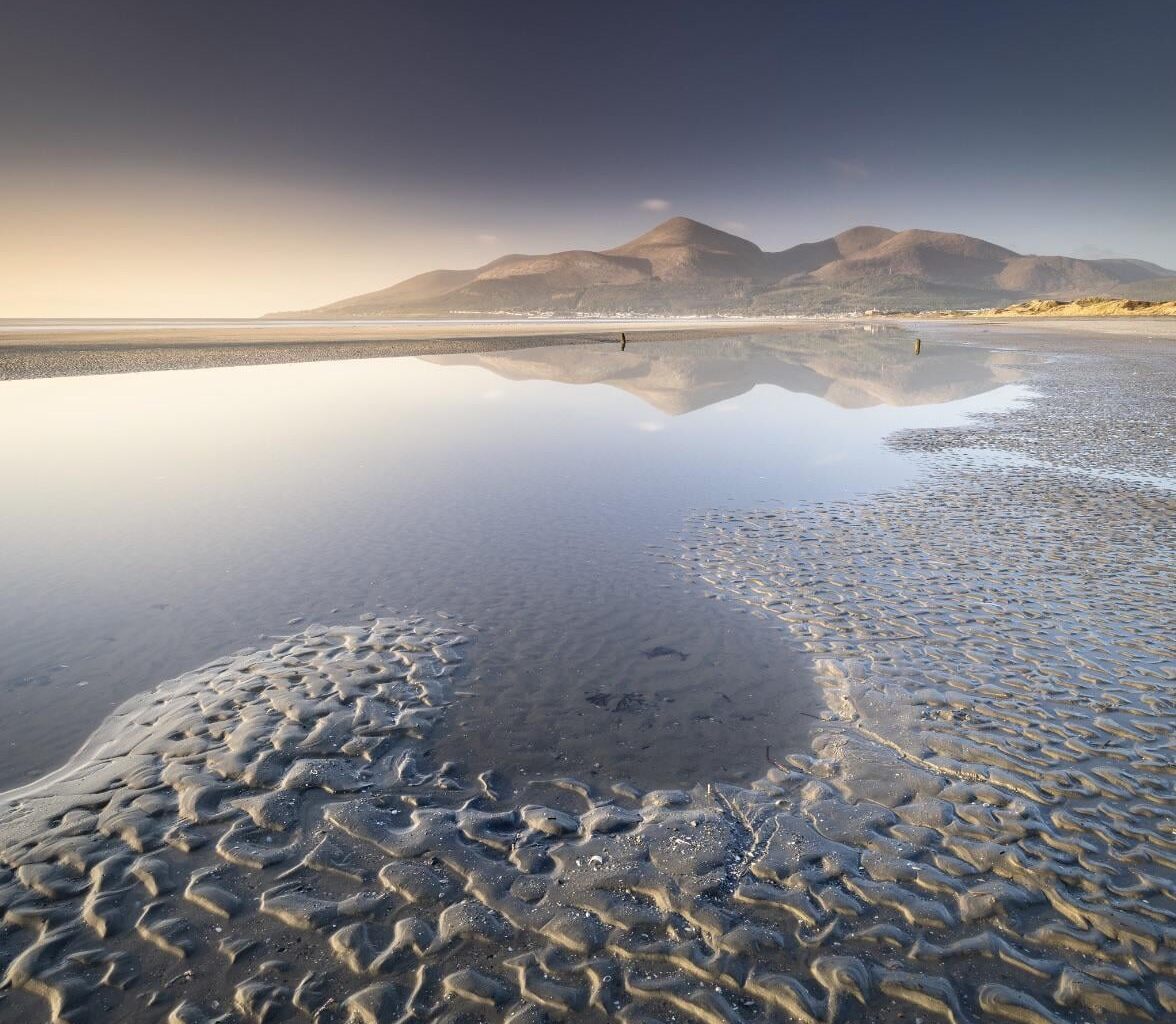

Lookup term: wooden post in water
[914,337,922,355]
[621,332,627,351]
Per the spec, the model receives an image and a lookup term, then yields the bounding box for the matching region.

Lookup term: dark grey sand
[0,325,1173,1023]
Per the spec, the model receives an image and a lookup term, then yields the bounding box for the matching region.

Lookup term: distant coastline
[3,310,1173,382]
[0,318,846,382]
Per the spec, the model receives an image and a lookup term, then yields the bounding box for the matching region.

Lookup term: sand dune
[967,297,1176,317]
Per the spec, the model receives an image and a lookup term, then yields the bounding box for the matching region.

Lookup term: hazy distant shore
[0,318,850,380]
[3,315,1174,381]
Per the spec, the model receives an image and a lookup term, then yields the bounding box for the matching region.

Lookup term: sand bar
[1,317,843,381]
[4,315,1176,382]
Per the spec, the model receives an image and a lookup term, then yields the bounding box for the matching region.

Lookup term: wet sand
[0,326,1173,1023]
[895,315,1176,341]
[0,318,824,381]
[4,316,1173,383]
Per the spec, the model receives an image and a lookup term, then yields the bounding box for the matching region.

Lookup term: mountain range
[274,217,1176,318]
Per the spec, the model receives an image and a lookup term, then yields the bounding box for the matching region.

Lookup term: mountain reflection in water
[428,329,1023,414]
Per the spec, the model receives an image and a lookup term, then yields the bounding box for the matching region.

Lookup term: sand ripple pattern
[1,342,1172,1024]
[674,341,1174,1023]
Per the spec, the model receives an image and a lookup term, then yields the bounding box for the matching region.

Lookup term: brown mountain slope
[475,251,649,287]
[767,226,899,279]
[272,217,1175,317]
[810,230,1016,287]
[303,267,480,317]
[1111,278,1176,301]
[604,216,769,280]
[995,255,1153,295]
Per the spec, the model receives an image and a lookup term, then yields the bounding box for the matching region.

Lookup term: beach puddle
[0,327,1022,790]
[7,327,1170,1023]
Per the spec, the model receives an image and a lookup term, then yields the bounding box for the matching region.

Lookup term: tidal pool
[0,328,1025,789]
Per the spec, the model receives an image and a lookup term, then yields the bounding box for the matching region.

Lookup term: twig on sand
[765,746,788,772]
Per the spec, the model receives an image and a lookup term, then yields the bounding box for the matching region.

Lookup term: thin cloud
[827,157,869,181]
[476,233,499,245]
[639,198,671,212]
[722,220,748,233]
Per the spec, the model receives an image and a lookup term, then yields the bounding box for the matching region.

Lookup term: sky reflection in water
[0,330,1028,787]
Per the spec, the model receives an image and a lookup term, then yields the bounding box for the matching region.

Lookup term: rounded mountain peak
[611,217,762,254]
[833,225,897,257]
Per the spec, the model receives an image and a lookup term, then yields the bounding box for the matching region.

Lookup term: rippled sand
[674,336,1174,1022]
[0,331,1172,1023]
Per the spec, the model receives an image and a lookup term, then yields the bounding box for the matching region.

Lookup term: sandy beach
[5,316,1176,383]
[0,322,1171,1023]
[5,2,1173,1019]
[895,316,1176,340]
[0,318,825,381]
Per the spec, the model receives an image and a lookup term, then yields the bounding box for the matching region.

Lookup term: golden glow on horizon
[0,165,488,318]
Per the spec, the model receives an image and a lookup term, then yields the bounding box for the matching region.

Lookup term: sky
[2,0,1174,316]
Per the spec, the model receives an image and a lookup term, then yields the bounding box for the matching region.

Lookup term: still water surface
[0,330,1027,788]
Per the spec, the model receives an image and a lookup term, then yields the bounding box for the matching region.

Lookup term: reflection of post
[621,332,627,351]
[914,337,922,355]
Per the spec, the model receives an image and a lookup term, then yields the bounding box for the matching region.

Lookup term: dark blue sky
[3,0,1174,314]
